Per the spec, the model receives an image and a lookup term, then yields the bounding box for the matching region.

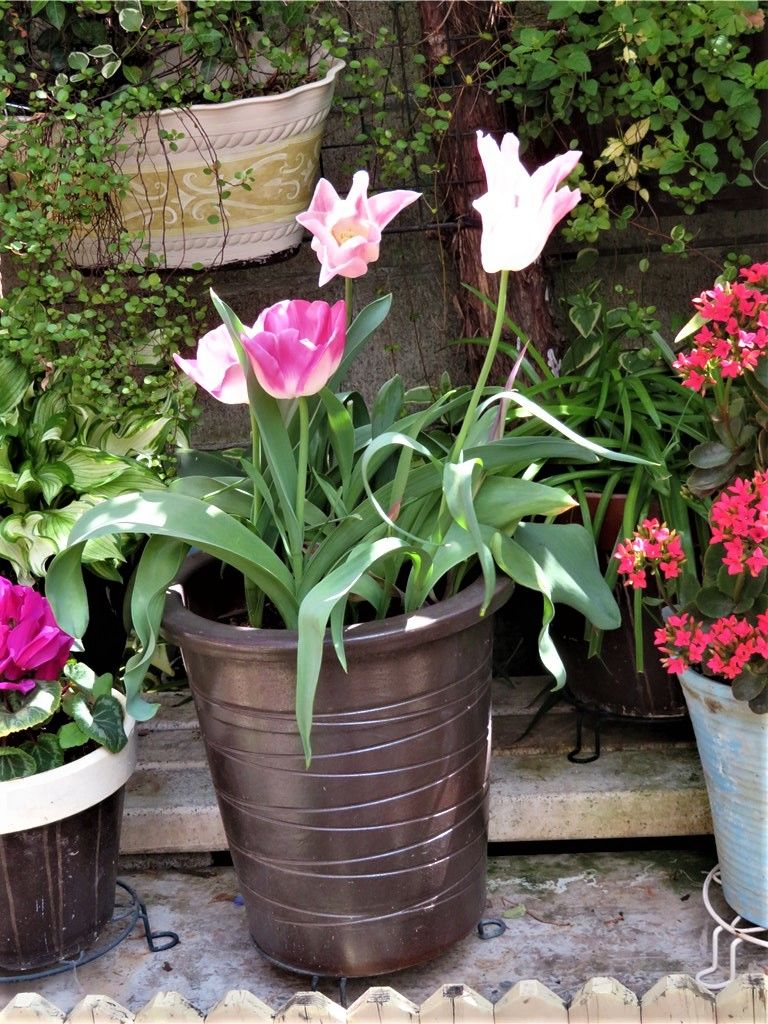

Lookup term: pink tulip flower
[174,324,248,404]
[241,299,346,400]
[0,578,72,694]
[473,131,582,274]
[296,171,421,286]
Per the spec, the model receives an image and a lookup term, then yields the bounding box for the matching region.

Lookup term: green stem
[345,277,354,331]
[244,402,263,627]
[450,269,510,460]
[293,396,309,583]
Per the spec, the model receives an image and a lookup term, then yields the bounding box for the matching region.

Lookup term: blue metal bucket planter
[680,667,768,927]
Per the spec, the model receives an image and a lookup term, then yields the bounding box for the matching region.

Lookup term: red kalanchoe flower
[0,577,72,695]
[673,264,768,392]
[710,472,768,577]
[653,612,709,675]
[615,518,686,589]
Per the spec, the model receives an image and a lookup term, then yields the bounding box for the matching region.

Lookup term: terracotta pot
[0,698,137,972]
[69,59,344,270]
[163,558,512,977]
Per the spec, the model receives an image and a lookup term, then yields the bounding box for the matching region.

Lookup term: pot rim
[0,692,137,835]
[150,56,345,118]
[163,555,513,658]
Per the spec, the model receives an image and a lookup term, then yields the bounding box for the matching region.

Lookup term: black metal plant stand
[0,880,179,983]
[566,698,693,764]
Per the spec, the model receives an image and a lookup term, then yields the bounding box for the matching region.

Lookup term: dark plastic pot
[558,491,686,719]
[0,700,137,973]
[163,558,512,978]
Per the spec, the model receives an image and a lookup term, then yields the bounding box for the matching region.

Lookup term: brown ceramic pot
[163,557,512,977]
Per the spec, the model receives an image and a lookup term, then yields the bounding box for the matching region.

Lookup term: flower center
[331,216,368,245]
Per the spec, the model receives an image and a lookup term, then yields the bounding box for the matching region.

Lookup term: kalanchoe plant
[46,131,638,762]
[673,263,768,498]
[0,576,127,781]
[617,263,768,714]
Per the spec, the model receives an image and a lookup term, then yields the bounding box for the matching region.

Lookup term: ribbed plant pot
[0,701,137,973]
[163,558,512,978]
[70,59,344,270]
[680,666,768,927]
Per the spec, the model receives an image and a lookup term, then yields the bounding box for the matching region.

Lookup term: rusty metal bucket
[163,558,512,977]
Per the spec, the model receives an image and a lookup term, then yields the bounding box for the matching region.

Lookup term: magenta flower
[296,171,421,286]
[0,578,72,694]
[174,324,248,405]
[472,131,582,274]
[241,299,346,400]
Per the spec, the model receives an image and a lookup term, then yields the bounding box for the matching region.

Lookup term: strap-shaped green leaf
[443,459,495,614]
[296,536,425,764]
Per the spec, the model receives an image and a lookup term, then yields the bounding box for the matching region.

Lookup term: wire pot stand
[0,880,179,984]
[696,865,768,991]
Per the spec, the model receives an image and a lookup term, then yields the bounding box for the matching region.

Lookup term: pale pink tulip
[296,171,421,286]
[241,299,346,400]
[473,131,582,274]
[173,324,248,404]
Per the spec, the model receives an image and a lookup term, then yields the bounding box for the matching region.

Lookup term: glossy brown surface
[164,559,511,977]
[0,789,124,972]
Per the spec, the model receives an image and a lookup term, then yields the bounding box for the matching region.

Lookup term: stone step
[122,680,711,855]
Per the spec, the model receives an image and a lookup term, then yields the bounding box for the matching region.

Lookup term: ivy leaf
[0,747,37,781]
[43,0,67,30]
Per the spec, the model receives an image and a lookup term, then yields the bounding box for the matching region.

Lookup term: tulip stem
[451,269,510,460]
[293,396,309,581]
[345,277,354,330]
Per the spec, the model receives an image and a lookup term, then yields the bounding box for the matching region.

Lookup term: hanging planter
[69,59,344,271]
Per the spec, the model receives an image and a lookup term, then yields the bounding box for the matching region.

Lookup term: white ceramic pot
[680,666,768,927]
[70,59,344,270]
[1,701,137,834]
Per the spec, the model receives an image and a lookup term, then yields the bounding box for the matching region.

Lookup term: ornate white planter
[70,60,344,270]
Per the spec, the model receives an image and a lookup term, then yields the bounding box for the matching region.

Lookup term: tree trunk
[418,0,564,378]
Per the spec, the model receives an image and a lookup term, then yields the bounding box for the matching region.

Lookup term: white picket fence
[3,975,768,1023]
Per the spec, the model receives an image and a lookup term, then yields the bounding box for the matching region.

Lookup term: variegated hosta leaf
[0,747,37,780]
[0,355,29,416]
[0,681,62,739]
[59,447,136,490]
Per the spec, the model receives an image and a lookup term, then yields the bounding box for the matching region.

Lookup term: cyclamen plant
[46,131,633,762]
[0,577,128,780]
[617,264,768,713]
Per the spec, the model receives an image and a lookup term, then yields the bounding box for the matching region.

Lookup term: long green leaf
[443,459,495,612]
[296,536,423,763]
